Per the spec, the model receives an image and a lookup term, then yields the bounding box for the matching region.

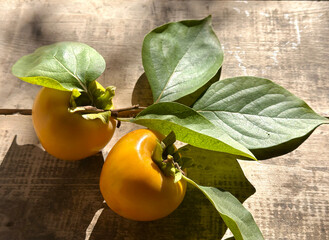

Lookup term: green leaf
[143,15,223,103]
[130,102,256,160]
[183,175,264,240]
[193,76,329,159]
[179,145,256,239]
[176,67,222,107]
[12,42,105,91]
[179,145,255,202]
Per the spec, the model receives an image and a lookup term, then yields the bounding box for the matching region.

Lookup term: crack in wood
[85,204,105,240]
[0,109,32,115]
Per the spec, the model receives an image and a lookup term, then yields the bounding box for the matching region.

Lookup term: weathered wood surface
[0,116,257,240]
[0,1,329,240]
[1,1,329,114]
[1,118,328,240]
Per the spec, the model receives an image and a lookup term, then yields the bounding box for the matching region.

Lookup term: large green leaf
[130,102,256,160]
[179,145,255,203]
[179,145,263,239]
[183,175,264,240]
[142,16,223,103]
[179,145,256,239]
[193,77,329,159]
[12,42,105,91]
[175,67,222,107]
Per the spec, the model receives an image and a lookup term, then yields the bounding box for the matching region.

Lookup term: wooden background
[0,1,328,239]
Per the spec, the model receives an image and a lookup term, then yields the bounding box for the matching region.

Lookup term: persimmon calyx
[68,80,145,123]
[151,131,192,183]
[67,80,115,123]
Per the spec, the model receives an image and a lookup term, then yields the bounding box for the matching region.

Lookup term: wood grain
[0,118,105,240]
[0,1,328,240]
[0,119,328,239]
[0,116,255,240]
[0,120,329,240]
[1,1,328,114]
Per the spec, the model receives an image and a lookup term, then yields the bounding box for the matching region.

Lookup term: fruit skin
[32,87,116,161]
[100,129,187,221]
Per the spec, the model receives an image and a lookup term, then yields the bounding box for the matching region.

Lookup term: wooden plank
[0,109,32,115]
[0,1,328,115]
[0,115,253,240]
[0,116,105,240]
[0,115,328,239]
[0,115,38,165]
[239,124,329,240]
[0,0,329,239]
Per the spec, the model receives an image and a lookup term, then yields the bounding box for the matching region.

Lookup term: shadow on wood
[90,187,228,240]
[0,136,104,240]
[131,72,154,107]
[0,136,256,240]
[5,6,61,46]
[89,146,256,240]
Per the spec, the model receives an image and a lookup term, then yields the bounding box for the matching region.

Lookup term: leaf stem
[181,175,197,187]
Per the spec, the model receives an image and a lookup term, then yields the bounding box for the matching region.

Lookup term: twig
[174,162,186,176]
[111,105,146,119]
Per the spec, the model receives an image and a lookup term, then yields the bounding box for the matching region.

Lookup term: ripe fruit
[100,129,186,221]
[32,87,116,161]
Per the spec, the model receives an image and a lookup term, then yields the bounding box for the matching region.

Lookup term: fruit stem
[174,162,186,176]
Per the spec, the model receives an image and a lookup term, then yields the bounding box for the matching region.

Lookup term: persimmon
[32,87,116,161]
[99,129,186,221]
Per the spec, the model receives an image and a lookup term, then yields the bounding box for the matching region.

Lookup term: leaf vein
[198,82,270,110]
[52,54,87,92]
[198,109,324,121]
[155,25,204,102]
